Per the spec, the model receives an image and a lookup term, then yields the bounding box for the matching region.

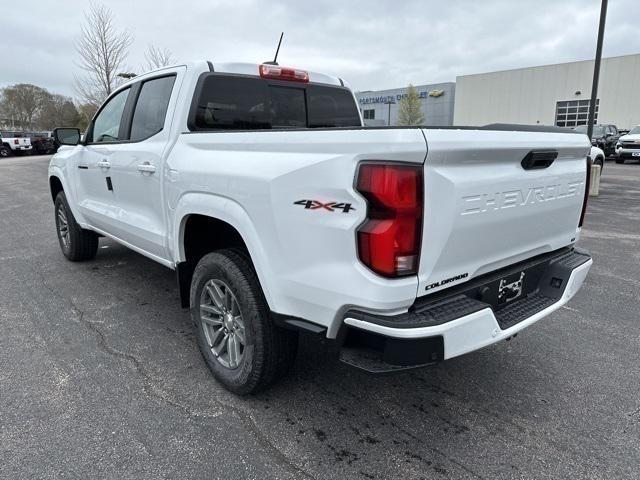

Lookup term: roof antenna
[264,32,284,65]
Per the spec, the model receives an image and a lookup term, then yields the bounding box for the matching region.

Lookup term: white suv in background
[615,125,640,163]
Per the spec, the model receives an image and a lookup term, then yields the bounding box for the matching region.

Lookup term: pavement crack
[37,271,216,420]
[37,271,314,479]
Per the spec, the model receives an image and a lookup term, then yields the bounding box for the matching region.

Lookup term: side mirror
[53,127,81,146]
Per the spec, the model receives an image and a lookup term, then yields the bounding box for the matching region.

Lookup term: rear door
[417,128,589,297]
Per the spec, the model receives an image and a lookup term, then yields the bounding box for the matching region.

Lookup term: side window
[92,88,130,143]
[130,76,176,141]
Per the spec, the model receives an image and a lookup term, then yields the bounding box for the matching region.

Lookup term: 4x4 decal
[294,200,355,213]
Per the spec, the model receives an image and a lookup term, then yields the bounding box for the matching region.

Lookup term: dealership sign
[358,89,444,105]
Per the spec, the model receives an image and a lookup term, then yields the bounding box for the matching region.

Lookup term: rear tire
[0,146,10,157]
[54,192,99,261]
[190,249,298,395]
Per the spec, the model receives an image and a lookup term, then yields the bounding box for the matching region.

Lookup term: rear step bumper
[340,249,592,373]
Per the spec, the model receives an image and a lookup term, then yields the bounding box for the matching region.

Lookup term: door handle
[137,162,156,174]
[97,159,111,169]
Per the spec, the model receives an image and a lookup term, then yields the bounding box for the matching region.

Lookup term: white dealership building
[356,53,640,129]
[454,53,640,129]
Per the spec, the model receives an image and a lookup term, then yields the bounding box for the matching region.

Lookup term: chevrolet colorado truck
[49,61,593,394]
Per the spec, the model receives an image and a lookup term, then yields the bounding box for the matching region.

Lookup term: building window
[363,109,375,120]
[555,99,598,128]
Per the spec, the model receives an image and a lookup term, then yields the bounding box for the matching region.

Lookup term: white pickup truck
[1,130,32,156]
[49,61,593,394]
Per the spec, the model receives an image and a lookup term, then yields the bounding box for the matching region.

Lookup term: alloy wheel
[199,279,246,369]
[56,205,70,248]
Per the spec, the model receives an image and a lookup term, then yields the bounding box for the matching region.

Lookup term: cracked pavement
[1,155,639,479]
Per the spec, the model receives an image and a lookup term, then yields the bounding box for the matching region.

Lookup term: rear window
[190,74,360,131]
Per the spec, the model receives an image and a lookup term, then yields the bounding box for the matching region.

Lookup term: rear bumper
[340,249,592,372]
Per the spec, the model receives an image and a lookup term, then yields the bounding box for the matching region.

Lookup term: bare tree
[74,3,133,106]
[144,45,175,71]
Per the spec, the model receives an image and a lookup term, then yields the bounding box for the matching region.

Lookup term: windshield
[574,125,605,136]
[629,126,640,135]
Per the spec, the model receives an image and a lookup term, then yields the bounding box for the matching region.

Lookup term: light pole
[384,98,395,126]
[587,0,608,140]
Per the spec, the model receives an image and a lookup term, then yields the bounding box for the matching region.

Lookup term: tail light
[356,163,423,277]
[579,156,592,227]
[14,139,19,145]
[259,64,309,83]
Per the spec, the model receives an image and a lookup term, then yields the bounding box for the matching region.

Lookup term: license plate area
[632,152,640,157]
[497,271,525,305]
[476,264,544,311]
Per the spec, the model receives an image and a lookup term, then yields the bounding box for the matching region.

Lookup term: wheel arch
[49,175,64,202]
[173,196,277,311]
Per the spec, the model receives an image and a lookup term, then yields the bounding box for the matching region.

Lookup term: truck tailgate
[417,128,589,297]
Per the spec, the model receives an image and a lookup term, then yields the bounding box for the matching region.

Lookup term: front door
[75,86,132,232]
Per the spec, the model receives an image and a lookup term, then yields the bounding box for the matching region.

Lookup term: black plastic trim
[271,312,327,335]
[339,328,444,371]
[176,261,194,309]
[521,150,558,170]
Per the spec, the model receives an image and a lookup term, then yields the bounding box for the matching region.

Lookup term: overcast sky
[3,0,639,99]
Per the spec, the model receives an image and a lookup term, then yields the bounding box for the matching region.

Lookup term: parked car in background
[0,131,32,156]
[615,125,640,164]
[573,124,620,157]
[590,145,605,169]
[29,131,56,155]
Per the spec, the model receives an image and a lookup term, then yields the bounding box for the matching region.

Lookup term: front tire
[190,250,298,395]
[54,192,99,261]
[594,156,604,170]
[0,146,10,157]
[615,158,624,164]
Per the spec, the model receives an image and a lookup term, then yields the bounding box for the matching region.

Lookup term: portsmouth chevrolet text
[48,61,593,394]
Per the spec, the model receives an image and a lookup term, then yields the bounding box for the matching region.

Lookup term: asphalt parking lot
[1,154,639,479]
